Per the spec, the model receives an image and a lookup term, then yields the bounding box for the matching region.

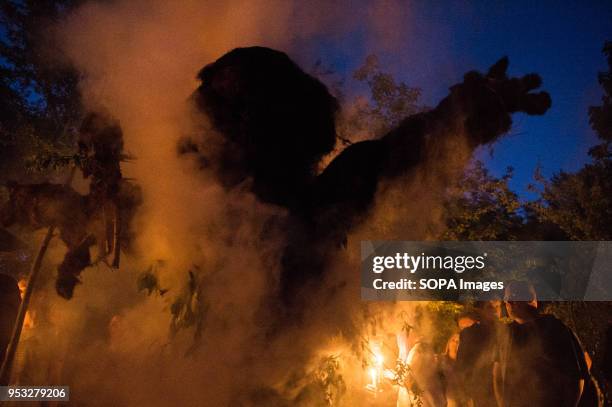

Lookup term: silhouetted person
[189,46,551,309]
[455,300,503,406]
[496,281,589,407]
[603,324,612,404]
[439,332,465,407]
[0,273,20,385]
[577,349,604,407]
[456,310,478,331]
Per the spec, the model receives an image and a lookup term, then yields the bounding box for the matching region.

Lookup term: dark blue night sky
[302,1,612,198]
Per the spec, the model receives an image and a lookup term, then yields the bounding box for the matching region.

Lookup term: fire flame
[366,344,385,393]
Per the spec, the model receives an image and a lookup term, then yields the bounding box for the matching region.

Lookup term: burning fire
[365,343,385,393]
[18,279,34,329]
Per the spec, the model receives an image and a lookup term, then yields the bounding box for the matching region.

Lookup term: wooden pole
[0,226,55,385]
[0,167,75,385]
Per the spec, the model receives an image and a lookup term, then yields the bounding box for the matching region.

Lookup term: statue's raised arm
[315,58,551,214]
[193,47,550,217]
[390,57,550,152]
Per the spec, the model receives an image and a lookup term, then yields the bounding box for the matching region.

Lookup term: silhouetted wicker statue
[190,47,551,309]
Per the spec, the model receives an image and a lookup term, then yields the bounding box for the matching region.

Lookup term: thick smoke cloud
[31,1,420,405]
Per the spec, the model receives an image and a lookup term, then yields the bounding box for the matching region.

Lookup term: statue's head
[193,47,339,206]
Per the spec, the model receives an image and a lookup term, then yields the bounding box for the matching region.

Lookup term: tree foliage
[0,0,83,178]
[531,42,612,240]
[442,161,523,240]
[336,54,423,145]
[589,42,612,148]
